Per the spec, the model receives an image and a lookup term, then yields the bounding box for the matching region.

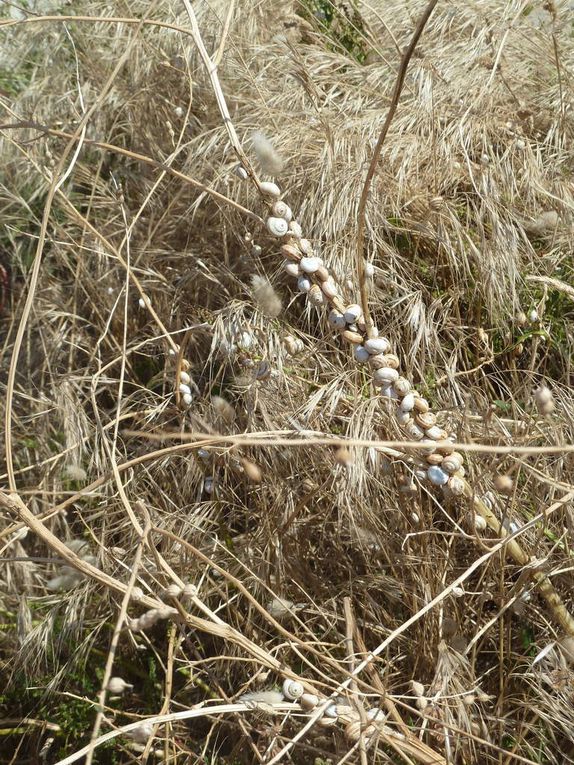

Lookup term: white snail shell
[404,420,424,440]
[179,383,191,395]
[272,201,293,222]
[367,708,385,722]
[289,220,303,238]
[321,279,339,299]
[442,452,464,473]
[260,181,281,198]
[425,425,446,440]
[182,393,193,406]
[427,465,449,486]
[235,164,248,180]
[267,216,289,237]
[282,679,304,700]
[474,514,487,530]
[300,256,323,273]
[300,693,319,710]
[400,393,416,412]
[364,337,391,355]
[180,370,191,385]
[447,476,465,495]
[365,262,375,277]
[328,309,346,329]
[393,377,411,396]
[396,409,411,426]
[297,275,311,293]
[343,304,362,323]
[284,262,300,278]
[307,284,325,306]
[354,345,370,363]
[373,367,399,385]
[324,704,339,718]
[299,238,313,254]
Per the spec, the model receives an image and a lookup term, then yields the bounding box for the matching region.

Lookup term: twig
[355,0,440,337]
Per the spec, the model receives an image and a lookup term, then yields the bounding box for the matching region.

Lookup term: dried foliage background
[1,0,574,763]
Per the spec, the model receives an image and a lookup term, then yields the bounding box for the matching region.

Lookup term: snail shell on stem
[267,216,289,237]
[260,181,281,198]
[282,679,304,700]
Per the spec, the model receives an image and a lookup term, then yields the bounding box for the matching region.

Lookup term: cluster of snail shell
[253,177,467,497]
[127,605,177,632]
[281,679,385,741]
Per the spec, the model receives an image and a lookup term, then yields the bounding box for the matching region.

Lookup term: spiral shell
[300,256,323,273]
[393,377,411,396]
[299,238,313,254]
[426,425,448,441]
[267,216,289,237]
[447,476,465,495]
[373,367,399,386]
[307,284,324,306]
[343,304,362,324]
[400,393,416,412]
[364,337,391,355]
[427,465,449,486]
[342,329,363,344]
[354,345,370,363]
[404,420,425,440]
[272,201,293,221]
[179,383,191,395]
[426,453,444,466]
[396,410,411,426]
[300,693,319,710]
[281,243,301,261]
[282,679,304,700]
[284,262,300,278]
[413,396,430,413]
[416,411,437,429]
[442,452,464,473]
[260,181,281,198]
[370,353,399,370]
[328,309,346,329]
[321,279,339,298]
[289,220,303,238]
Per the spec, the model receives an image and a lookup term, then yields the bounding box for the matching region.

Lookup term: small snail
[442,452,463,473]
[447,476,465,496]
[416,411,436,429]
[400,392,416,412]
[373,367,399,386]
[307,284,325,306]
[300,256,323,273]
[328,309,346,329]
[394,377,411,396]
[267,216,289,237]
[426,425,447,441]
[281,243,300,261]
[300,693,319,710]
[180,371,191,385]
[284,262,300,278]
[404,420,425,441]
[321,279,339,298]
[364,337,391,355]
[272,201,293,221]
[427,465,449,486]
[299,238,313,254]
[260,181,281,198]
[342,329,363,344]
[234,164,248,180]
[354,345,370,363]
[297,275,311,293]
[289,220,303,238]
[282,678,304,701]
[343,304,362,324]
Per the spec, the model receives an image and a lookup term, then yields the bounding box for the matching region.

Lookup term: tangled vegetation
[1,0,574,763]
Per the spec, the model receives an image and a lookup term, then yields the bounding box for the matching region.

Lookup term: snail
[260,181,281,198]
[179,383,191,396]
[354,345,370,363]
[442,452,463,473]
[251,244,262,256]
[415,411,437,429]
[321,279,339,298]
[370,353,399,370]
[404,420,425,440]
[328,309,346,329]
[297,275,311,293]
[394,377,411,396]
[373,367,399,385]
[180,371,191,385]
[272,200,293,221]
[427,465,449,486]
[413,396,430,413]
[426,453,444,466]
[282,678,304,701]
[342,329,363,344]
[266,216,289,237]
[284,262,300,278]
[300,693,319,710]
[307,284,325,306]
[299,238,313,254]
[234,164,248,180]
[281,243,300,261]
[425,425,448,441]
[343,304,362,324]
[396,409,412,426]
[182,393,193,407]
[289,220,303,238]
[474,514,487,530]
[299,256,323,273]
[447,476,465,495]
[380,384,399,400]
[364,337,391,355]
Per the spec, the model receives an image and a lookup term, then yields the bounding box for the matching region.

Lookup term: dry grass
[1,0,574,763]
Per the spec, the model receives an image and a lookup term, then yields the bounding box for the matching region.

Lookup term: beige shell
[447,476,465,495]
[416,411,437,429]
[260,181,281,198]
[425,425,447,441]
[272,200,293,221]
[299,238,313,254]
[300,693,319,710]
[342,329,364,344]
[369,353,400,370]
[442,452,463,473]
[315,266,330,282]
[282,678,304,700]
[426,453,444,466]
[307,284,325,306]
[404,420,425,441]
[373,367,399,385]
[394,377,411,396]
[321,279,339,299]
[281,243,301,261]
[267,216,289,237]
[345,720,363,741]
[413,396,430,413]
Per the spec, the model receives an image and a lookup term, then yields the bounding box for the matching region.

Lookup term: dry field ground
[1,1,574,763]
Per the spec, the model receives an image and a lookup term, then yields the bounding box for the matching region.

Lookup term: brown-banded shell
[321,279,339,298]
[442,452,464,473]
[413,396,430,413]
[394,377,411,396]
[281,243,301,261]
[426,453,444,466]
[373,367,399,385]
[299,238,313,254]
[300,693,319,710]
[416,411,437,429]
[307,284,324,305]
[404,420,425,440]
[315,266,330,282]
[369,353,400,370]
[272,200,293,221]
[342,329,364,344]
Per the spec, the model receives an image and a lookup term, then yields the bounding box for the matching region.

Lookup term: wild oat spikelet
[251,131,284,176]
[250,275,282,317]
[534,385,555,415]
